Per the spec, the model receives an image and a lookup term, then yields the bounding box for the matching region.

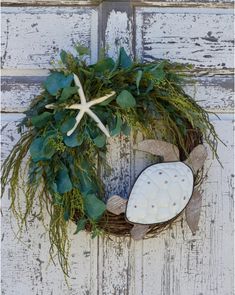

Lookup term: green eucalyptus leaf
[60,50,68,64]
[75,45,89,56]
[83,194,106,221]
[121,122,131,136]
[63,131,83,147]
[30,138,44,162]
[150,63,165,82]
[41,136,57,159]
[54,111,67,123]
[50,183,58,194]
[63,209,70,221]
[93,134,106,148]
[116,90,136,109]
[59,86,78,102]
[94,58,115,73]
[118,47,132,69]
[31,112,53,128]
[56,167,73,194]
[74,218,87,234]
[136,70,143,95]
[60,117,76,134]
[44,72,73,96]
[109,115,122,136]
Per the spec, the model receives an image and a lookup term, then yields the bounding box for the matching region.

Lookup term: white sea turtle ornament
[107,140,207,240]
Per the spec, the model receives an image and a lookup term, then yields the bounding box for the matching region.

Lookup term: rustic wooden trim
[1,0,234,8]
[132,1,234,9]
[1,1,101,7]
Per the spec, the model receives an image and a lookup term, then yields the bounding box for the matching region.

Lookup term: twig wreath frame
[1,46,219,275]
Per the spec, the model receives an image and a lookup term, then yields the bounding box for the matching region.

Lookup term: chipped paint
[1,2,234,294]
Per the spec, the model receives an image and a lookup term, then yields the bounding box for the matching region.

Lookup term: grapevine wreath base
[1,46,219,275]
[79,128,204,238]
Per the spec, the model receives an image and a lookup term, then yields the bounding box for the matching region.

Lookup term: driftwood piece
[106,195,127,215]
[134,140,179,162]
[184,144,207,173]
[185,190,202,234]
[130,224,150,240]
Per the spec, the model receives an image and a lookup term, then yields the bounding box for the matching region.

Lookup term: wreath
[1,46,219,275]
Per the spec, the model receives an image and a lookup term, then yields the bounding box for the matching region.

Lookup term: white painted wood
[1,7,98,69]
[133,0,235,4]
[1,3,234,295]
[136,8,234,69]
[1,0,101,4]
[104,9,133,59]
[2,75,234,113]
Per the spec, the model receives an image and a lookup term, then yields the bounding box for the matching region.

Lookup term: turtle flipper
[184,145,207,174]
[185,189,202,234]
[134,140,179,162]
[106,195,127,215]
[131,224,150,240]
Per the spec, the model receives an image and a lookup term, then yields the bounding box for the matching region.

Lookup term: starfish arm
[86,109,110,138]
[88,91,116,107]
[73,73,86,105]
[45,103,56,109]
[67,109,85,136]
[65,104,83,110]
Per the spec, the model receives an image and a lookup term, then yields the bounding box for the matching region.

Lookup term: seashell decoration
[126,162,194,224]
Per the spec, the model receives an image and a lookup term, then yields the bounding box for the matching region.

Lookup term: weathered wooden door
[1,1,234,294]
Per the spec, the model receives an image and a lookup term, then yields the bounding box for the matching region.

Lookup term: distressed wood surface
[1,7,98,69]
[1,113,234,294]
[136,7,234,69]
[1,0,101,5]
[1,2,234,295]
[101,3,133,60]
[1,75,234,113]
[1,0,234,7]
[133,0,234,6]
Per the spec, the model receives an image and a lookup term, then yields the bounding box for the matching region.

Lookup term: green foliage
[44,72,73,96]
[74,218,87,235]
[93,134,106,148]
[116,90,136,108]
[56,166,73,194]
[82,193,106,221]
[31,112,53,128]
[1,46,220,277]
[59,86,78,102]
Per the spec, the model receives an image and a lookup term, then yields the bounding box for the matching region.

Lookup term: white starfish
[46,73,115,137]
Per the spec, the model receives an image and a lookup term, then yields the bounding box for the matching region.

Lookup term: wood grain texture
[2,75,234,113]
[1,7,98,69]
[1,2,234,294]
[1,0,101,5]
[133,0,234,7]
[103,7,133,59]
[136,7,234,69]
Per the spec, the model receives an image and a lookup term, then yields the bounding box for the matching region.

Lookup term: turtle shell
[126,162,194,224]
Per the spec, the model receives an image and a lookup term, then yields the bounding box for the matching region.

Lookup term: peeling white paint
[1,3,234,295]
[1,7,98,69]
[136,8,234,69]
[105,10,133,59]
